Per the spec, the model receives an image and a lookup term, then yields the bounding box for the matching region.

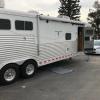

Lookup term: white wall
[38,19,79,61]
[39,20,78,43]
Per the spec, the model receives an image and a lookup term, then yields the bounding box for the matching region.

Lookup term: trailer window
[15,20,33,30]
[25,21,33,30]
[0,19,11,30]
[15,20,24,30]
[65,33,71,40]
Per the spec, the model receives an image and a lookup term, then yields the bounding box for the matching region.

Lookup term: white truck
[0,9,84,84]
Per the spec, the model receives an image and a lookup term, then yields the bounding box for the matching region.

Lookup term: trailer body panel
[0,9,84,69]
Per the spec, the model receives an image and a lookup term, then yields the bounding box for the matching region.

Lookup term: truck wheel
[21,60,37,78]
[0,64,19,85]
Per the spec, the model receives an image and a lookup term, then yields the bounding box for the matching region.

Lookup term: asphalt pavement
[0,53,100,100]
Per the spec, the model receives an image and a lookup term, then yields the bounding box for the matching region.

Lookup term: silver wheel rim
[4,68,16,82]
[26,64,35,75]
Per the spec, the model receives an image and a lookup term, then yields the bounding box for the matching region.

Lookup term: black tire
[20,59,37,79]
[0,63,19,85]
[69,57,72,61]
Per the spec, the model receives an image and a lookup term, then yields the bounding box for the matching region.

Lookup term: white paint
[0,9,84,70]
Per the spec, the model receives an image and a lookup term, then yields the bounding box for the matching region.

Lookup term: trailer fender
[0,58,38,70]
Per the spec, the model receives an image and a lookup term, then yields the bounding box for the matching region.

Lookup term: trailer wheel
[69,57,72,61]
[21,60,37,78]
[0,64,19,85]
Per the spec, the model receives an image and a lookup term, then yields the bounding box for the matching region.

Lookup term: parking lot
[0,53,100,100]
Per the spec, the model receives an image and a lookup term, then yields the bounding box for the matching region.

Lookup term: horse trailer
[0,9,85,84]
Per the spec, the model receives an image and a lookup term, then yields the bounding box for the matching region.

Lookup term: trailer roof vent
[57,15,70,20]
[0,0,4,8]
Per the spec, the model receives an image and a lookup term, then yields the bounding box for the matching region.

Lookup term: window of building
[85,37,90,41]
[0,19,11,30]
[15,20,33,30]
[65,33,71,40]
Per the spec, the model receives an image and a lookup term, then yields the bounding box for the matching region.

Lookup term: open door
[78,27,84,51]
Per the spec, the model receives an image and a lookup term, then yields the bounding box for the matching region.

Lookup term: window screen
[65,33,71,40]
[25,21,33,30]
[0,19,11,30]
[15,20,24,30]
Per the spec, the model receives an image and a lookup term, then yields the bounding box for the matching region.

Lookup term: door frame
[78,27,84,52]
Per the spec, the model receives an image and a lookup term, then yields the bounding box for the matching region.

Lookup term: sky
[3,0,97,22]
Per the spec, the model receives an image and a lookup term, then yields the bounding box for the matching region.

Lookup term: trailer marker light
[39,62,42,64]
[48,60,51,62]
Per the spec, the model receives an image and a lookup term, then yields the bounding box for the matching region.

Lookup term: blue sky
[4,0,97,22]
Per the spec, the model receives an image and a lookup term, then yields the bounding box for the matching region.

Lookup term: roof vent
[57,15,70,20]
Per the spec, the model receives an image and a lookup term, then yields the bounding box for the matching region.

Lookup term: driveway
[0,53,100,100]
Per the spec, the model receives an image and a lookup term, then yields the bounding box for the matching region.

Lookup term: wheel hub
[26,64,34,75]
[4,68,16,82]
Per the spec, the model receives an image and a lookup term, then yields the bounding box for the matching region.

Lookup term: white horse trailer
[0,9,84,84]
